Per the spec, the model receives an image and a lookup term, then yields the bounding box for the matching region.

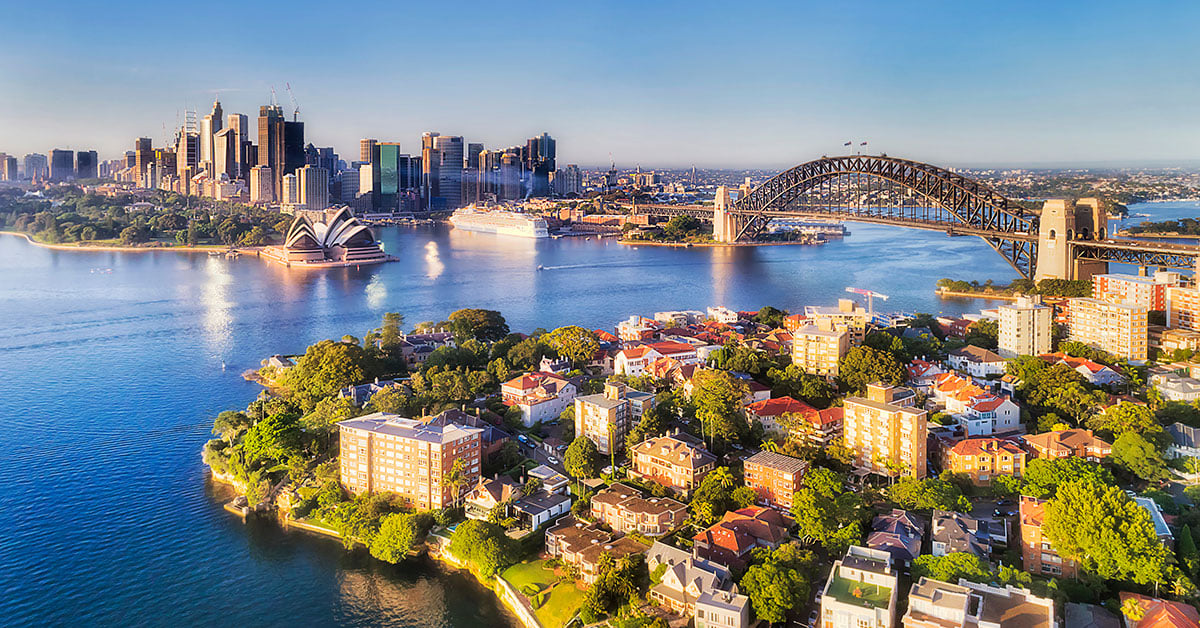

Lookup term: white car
[547,456,559,465]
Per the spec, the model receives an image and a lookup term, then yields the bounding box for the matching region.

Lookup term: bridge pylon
[1034,198,1109,282]
[713,186,748,242]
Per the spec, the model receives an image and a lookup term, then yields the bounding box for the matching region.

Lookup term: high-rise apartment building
[213,127,237,180]
[1167,285,1200,333]
[49,149,75,182]
[360,138,377,163]
[743,451,809,510]
[998,294,1053,358]
[1067,297,1148,361]
[844,383,926,479]
[1093,272,1181,311]
[199,99,223,175]
[75,150,98,180]
[176,131,199,180]
[338,412,483,509]
[0,154,18,181]
[575,381,656,456]
[134,137,154,184]
[297,165,328,210]
[249,166,273,203]
[1018,495,1077,578]
[552,164,583,196]
[791,321,850,378]
[23,153,48,181]
[804,299,872,345]
[281,173,299,206]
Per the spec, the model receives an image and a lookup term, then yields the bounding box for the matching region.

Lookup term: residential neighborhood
[210,287,1200,628]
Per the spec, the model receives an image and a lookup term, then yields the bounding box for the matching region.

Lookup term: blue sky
[2,1,1199,168]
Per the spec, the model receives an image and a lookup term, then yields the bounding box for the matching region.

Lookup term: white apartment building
[1067,297,1148,362]
[998,295,1052,358]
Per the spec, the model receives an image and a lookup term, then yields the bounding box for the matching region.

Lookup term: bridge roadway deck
[627,204,1038,241]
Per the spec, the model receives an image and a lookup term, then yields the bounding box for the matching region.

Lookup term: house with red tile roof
[1039,352,1126,386]
[907,359,947,392]
[615,346,664,377]
[943,437,1026,486]
[930,372,1021,436]
[789,406,844,447]
[593,329,619,344]
[501,371,577,427]
[1118,592,1200,628]
[693,506,791,570]
[647,340,701,363]
[745,396,816,436]
[1022,428,1112,462]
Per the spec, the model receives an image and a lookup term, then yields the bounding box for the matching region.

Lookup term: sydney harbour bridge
[627,155,1200,282]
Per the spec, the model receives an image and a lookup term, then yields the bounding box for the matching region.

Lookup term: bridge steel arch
[731,155,1041,279]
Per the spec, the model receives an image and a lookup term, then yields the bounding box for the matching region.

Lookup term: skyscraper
[297,165,329,210]
[0,154,17,181]
[227,113,250,178]
[134,137,154,184]
[421,132,440,207]
[552,164,583,196]
[199,99,223,176]
[257,105,286,198]
[75,150,98,180]
[49,149,74,182]
[250,166,274,203]
[433,135,463,210]
[360,139,377,163]
[213,127,238,180]
[23,153,48,181]
[524,132,556,197]
[283,120,305,187]
[176,131,199,180]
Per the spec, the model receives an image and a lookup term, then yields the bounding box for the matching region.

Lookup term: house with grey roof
[868,509,926,570]
[930,511,990,559]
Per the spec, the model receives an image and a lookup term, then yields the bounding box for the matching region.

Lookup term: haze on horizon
[2,0,1198,169]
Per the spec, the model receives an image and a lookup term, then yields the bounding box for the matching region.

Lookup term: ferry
[449,206,549,238]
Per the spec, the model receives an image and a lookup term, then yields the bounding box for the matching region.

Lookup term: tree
[448,519,515,578]
[838,346,905,394]
[242,411,302,463]
[365,386,409,414]
[378,312,404,353]
[753,306,789,329]
[1111,432,1171,482]
[279,339,377,404]
[1042,478,1171,584]
[963,319,999,350]
[888,476,971,512]
[740,544,815,624]
[790,468,866,553]
[689,467,746,525]
[507,336,553,369]
[212,410,252,441]
[912,552,993,583]
[369,512,433,563]
[768,364,837,407]
[1022,456,1116,499]
[691,370,749,448]
[580,552,646,621]
[448,308,509,342]
[119,225,147,245]
[1121,597,1146,622]
[301,395,360,443]
[1087,401,1162,439]
[564,437,599,481]
[544,326,600,366]
[443,458,469,508]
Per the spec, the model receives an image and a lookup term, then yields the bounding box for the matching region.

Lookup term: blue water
[0,201,1195,626]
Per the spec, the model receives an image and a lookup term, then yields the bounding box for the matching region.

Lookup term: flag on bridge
[860,142,868,146]
[843,141,852,146]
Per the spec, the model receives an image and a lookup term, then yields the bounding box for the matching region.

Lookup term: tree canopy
[447,308,509,342]
[1021,456,1116,500]
[838,345,905,394]
[564,436,599,480]
[740,544,816,624]
[887,476,971,512]
[1043,478,1171,585]
[691,370,750,448]
[543,325,600,365]
[790,467,866,553]
[912,552,994,583]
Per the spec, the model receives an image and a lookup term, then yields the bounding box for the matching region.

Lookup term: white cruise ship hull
[449,212,549,238]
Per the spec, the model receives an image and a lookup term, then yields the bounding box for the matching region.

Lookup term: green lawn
[501,560,584,627]
[502,560,558,592]
[535,581,585,627]
[825,573,892,608]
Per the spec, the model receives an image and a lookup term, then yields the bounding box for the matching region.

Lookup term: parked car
[993,509,1017,517]
[547,456,559,465]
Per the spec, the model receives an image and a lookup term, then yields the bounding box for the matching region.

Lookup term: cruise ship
[449,206,550,238]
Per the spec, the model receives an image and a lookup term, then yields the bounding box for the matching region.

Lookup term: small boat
[537,264,544,271]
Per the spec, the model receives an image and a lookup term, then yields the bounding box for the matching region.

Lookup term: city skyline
[4,1,1200,168]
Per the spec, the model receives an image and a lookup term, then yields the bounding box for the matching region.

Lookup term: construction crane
[845,287,889,322]
[269,85,278,107]
[285,82,300,121]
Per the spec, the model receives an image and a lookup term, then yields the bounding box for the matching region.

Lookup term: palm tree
[1120,597,1145,622]
[443,458,468,509]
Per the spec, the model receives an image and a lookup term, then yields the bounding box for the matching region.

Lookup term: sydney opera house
[261,207,392,267]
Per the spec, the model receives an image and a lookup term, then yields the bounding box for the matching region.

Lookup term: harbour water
[0,201,1194,626]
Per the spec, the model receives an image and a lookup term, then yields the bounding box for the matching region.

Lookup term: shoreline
[1,231,260,254]
[619,239,822,248]
[934,288,1021,301]
[207,467,536,627]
